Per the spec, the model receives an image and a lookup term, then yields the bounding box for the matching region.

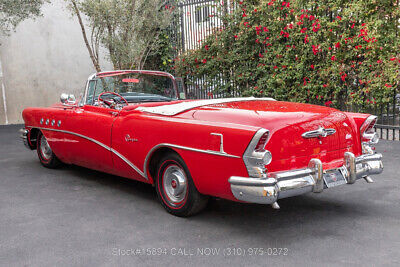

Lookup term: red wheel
[36,131,62,168]
[155,153,208,217]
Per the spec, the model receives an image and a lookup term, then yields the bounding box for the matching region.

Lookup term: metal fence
[170,0,400,140]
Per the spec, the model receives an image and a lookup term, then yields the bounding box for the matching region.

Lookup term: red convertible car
[20,70,383,216]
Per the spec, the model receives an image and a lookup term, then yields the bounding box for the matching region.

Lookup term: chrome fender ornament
[302,127,336,139]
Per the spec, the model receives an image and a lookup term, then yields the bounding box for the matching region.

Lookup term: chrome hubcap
[163,165,187,204]
[40,136,52,160]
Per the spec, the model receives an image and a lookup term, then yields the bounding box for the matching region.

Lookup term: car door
[58,78,118,174]
[60,104,117,174]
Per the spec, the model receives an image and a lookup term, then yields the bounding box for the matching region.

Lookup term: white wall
[0,0,110,125]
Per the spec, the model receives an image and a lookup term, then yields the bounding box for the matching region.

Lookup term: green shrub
[174,0,400,109]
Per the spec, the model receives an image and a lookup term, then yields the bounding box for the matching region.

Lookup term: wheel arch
[27,128,40,149]
[145,146,182,184]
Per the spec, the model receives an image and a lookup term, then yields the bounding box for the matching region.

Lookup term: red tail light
[254,132,270,152]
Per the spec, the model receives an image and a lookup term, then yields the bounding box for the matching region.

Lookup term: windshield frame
[81,70,183,106]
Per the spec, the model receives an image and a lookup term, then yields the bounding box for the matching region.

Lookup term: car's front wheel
[36,131,62,168]
[155,153,208,217]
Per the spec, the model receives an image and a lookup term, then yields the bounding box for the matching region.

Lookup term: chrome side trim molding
[110,148,145,177]
[26,126,146,179]
[144,143,240,179]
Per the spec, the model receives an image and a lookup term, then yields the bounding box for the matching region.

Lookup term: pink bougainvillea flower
[310,64,314,69]
[331,55,336,61]
[323,84,328,88]
[325,100,333,107]
[340,72,347,82]
[377,60,382,63]
[259,53,264,58]
[304,34,309,43]
[312,23,321,32]
[242,12,247,17]
[202,59,207,64]
[205,45,209,51]
[335,42,341,48]
[385,83,392,88]
[263,27,269,32]
[312,45,319,55]
[390,57,397,61]
[234,35,238,39]
[300,27,307,33]
[273,65,278,69]
[336,16,342,20]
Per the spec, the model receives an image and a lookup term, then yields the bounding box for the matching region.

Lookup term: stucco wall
[0,0,110,125]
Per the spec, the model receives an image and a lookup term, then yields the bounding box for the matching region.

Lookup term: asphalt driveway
[0,124,399,267]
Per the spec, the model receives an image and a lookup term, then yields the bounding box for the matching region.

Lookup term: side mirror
[60,93,77,105]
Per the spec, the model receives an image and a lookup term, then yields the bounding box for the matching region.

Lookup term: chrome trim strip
[144,143,240,179]
[110,148,145,177]
[26,126,147,179]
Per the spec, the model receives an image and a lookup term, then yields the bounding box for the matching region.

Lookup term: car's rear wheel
[36,131,62,168]
[155,153,208,217]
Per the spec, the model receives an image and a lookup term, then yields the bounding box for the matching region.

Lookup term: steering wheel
[97,92,129,107]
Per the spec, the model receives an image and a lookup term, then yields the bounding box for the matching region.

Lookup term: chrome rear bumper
[19,128,32,150]
[228,152,383,205]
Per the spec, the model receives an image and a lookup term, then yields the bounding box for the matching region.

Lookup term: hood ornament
[302,127,336,139]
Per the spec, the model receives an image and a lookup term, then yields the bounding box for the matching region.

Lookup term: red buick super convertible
[21,70,383,216]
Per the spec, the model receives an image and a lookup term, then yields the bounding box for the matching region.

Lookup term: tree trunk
[70,0,102,73]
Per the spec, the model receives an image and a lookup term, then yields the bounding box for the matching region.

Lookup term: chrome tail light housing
[243,129,272,178]
[360,115,379,154]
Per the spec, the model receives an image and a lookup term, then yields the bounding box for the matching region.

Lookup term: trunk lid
[188,100,356,169]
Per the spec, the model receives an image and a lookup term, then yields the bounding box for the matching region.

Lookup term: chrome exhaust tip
[364,176,374,183]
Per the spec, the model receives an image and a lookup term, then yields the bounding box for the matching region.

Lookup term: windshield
[86,72,178,105]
